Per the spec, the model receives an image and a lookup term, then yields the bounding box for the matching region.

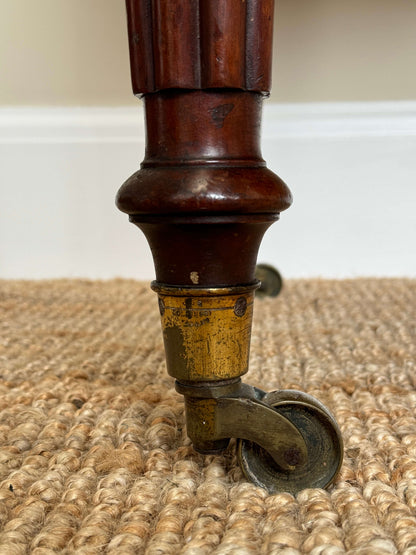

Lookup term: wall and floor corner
[2,6,416,552]
[1,0,415,280]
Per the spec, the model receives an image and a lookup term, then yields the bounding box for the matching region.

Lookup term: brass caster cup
[152,282,258,382]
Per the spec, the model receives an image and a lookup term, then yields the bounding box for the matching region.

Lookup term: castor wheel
[255,264,283,298]
[237,390,343,494]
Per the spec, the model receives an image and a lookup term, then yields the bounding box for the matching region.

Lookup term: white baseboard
[263,101,416,138]
[1,101,415,142]
[0,107,145,144]
[1,102,415,279]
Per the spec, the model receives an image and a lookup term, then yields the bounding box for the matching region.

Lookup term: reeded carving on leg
[126,0,275,95]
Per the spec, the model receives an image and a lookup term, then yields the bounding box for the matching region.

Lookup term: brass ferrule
[152,282,259,383]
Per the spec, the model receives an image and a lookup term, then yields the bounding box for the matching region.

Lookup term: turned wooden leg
[117,0,343,494]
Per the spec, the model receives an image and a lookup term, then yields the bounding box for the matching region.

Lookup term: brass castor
[152,284,343,493]
[255,264,283,298]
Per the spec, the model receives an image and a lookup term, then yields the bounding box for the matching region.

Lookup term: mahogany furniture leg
[117,0,343,494]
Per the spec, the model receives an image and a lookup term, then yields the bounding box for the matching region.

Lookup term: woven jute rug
[1,278,416,554]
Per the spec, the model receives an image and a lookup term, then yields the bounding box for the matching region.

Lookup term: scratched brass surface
[154,287,255,382]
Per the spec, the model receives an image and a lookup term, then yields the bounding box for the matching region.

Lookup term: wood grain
[125,0,275,94]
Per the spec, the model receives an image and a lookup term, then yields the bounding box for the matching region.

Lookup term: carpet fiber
[0,278,416,554]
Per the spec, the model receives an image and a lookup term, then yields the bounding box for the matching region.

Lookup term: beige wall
[273,0,416,102]
[1,0,415,106]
